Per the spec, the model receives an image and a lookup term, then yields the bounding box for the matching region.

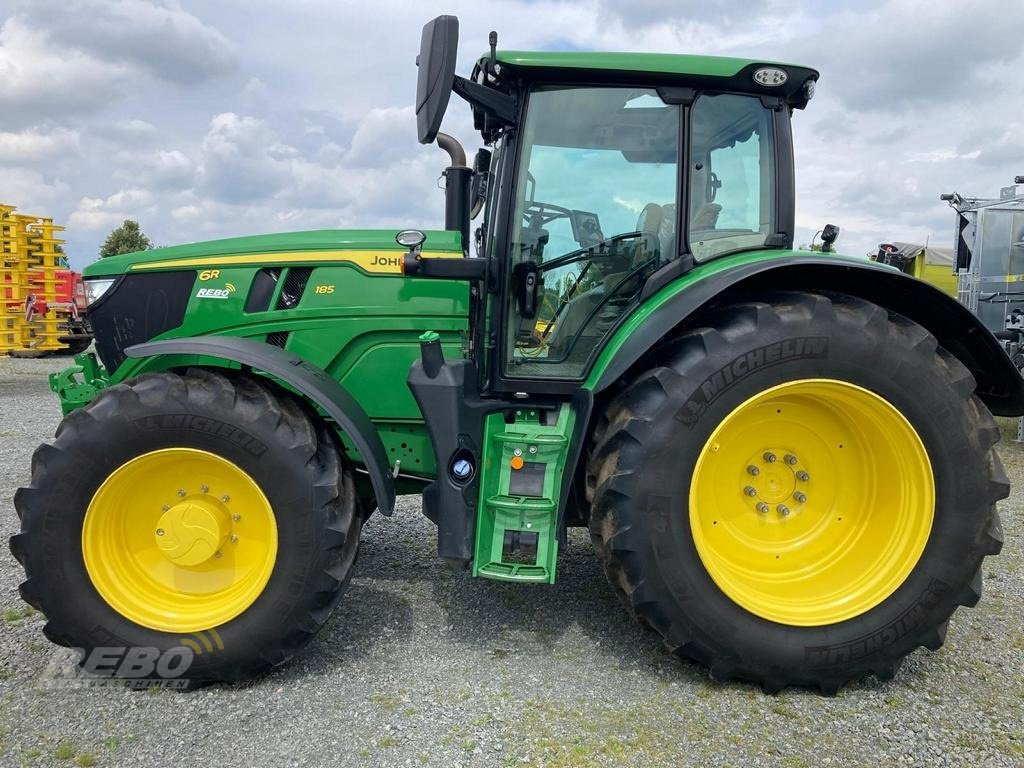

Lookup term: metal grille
[266,331,289,348]
[274,267,312,310]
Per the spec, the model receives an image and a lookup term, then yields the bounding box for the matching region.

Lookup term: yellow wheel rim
[689,379,934,626]
[82,448,278,633]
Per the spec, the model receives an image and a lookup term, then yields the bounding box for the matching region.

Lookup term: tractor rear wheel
[11,368,360,685]
[587,291,1006,693]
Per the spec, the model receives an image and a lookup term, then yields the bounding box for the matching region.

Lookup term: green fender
[585,251,1024,417]
[125,336,396,514]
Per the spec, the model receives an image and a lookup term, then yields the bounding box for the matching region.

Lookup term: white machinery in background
[943,176,1024,438]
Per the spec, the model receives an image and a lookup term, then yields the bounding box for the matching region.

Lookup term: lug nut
[793,492,807,504]
[784,454,798,465]
[162,505,171,512]
[777,504,791,517]
[232,513,241,522]
[221,495,230,503]
[743,486,757,497]
[763,452,777,463]
[756,502,770,514]
[214,551,223,559]
[177,489,187,497]
[747,465,760,476]
[230,534,239,544]
[155,528,165,537]
[796,471,810,482]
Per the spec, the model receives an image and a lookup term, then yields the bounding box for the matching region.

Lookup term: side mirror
[820,223,840,253]
[416,16,459,144]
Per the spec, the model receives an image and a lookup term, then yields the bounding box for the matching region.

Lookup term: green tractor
[10,16,1021,693]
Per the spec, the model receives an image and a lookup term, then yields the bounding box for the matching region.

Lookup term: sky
[0,0,1021,270]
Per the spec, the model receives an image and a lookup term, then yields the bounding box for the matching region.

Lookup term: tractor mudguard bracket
[125,336,396,515]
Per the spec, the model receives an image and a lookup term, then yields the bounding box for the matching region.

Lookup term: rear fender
[126,336,396,515]
[589,256,1024,416]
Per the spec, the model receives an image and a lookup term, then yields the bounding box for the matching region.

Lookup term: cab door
[494,85,683,388]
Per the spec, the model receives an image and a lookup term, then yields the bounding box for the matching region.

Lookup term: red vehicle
[24,267,92,354]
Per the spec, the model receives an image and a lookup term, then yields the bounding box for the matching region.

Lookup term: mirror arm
[452,75,516,126]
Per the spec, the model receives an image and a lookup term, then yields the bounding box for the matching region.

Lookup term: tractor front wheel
[588,291,1006,693]
[11,368,360,685]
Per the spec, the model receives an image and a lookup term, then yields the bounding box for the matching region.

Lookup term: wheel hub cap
[155,500,230,567]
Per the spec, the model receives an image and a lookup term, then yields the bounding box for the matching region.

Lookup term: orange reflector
[510,456,525,471]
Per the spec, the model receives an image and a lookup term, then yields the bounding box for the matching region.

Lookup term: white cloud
[101,119,159,143]
[69,188,156,231]
[0,17,130,129]
[113,148,196,188]
[21,0,236,84]
[197,113,292,203]
[0,126,79,163]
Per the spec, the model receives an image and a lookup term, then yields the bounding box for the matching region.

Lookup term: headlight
[84,278,116,305]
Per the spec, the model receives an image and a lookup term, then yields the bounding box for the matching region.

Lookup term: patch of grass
[460,739,477,752]
[75,754,97,767]
[954,733,985,750]
[770,702,799,720]
[102,736,119,751]
[377,736,399,748]
[883,695,904,709]
[996,731,1024,757]
[3,606,35,624]
[368,693,401,711]
[53,743,75,760]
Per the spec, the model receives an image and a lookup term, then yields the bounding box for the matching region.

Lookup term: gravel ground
[1,354,1023,768]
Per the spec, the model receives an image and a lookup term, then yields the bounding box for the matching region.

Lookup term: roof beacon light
[753,67,788,87]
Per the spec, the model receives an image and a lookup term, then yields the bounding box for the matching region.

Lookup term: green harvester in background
[10,16,1023,694]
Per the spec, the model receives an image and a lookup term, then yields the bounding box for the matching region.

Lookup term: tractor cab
[411,15,816,393]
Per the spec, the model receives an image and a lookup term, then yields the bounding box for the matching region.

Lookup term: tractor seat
[635,203,663,263]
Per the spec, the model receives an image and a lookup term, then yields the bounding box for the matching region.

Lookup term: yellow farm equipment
[0,203,81,356]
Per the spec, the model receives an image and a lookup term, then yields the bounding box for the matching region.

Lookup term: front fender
[587,253,1024,417]
[126,336,396,515]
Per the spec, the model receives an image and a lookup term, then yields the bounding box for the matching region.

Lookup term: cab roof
[495,50,808,79]
[488,50,819,109]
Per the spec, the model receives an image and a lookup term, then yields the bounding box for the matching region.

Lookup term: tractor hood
[83,228,463,278]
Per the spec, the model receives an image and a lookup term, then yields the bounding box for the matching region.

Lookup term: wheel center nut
[154,500,230,566]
